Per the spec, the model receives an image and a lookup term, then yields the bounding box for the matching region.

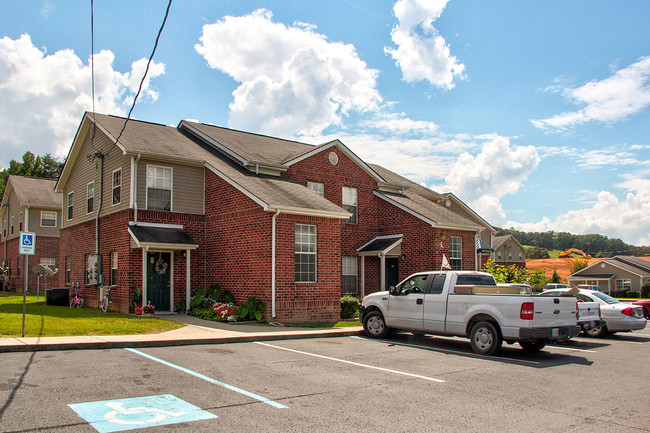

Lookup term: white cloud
[385,0,465,89]
[532,56,650,131]
[194,9,381,138]
[508,175,650,246]
[438,136,540,226]
[0,34,164,168]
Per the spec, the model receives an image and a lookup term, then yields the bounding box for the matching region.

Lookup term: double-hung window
[342,257,358,294]
[19,212,23,231]
[147,165,172,211]
[342,187,358,224]
[112,169,122,206]
[41,211,57,227]
[67,192,74,220]
[450,236,462,270]
[295,224,316,282]
[110,251,118,285]
[87,182,94,214]
[10,216,14,234]
[41,258,56,268]
[307,181,325,197]
[65,257,71,285]
[616,279,631,292]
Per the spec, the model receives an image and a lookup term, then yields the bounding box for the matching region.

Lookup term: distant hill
[495,227,650,258]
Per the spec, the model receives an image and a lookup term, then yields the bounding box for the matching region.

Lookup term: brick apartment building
[1,175,62,292]
[52,111,494,322]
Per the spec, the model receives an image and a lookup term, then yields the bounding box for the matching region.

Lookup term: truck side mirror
[389,286,397,295]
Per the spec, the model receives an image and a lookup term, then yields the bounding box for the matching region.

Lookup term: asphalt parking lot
[1,331,649,432]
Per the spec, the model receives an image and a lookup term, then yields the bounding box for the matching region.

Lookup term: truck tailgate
[529,296,577,327]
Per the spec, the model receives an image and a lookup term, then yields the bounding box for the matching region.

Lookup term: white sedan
[540,288,646,337]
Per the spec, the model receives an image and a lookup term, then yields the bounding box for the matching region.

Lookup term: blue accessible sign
[19,231,36,255]
[68,394,217,433]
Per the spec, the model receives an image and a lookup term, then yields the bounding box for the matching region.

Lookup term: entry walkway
[0,314,363,353]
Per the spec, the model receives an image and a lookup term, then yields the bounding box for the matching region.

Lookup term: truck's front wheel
[469,321,502,355]
[363,311,389,338]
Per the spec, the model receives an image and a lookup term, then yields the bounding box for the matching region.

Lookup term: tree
[527,247,550,259]
[567,258,589,275]
[550,270,562,283]
[0,151,63,198]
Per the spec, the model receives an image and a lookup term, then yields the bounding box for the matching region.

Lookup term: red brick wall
[1,236,59,293]
[59,208,206,313]
[204,169,342,321]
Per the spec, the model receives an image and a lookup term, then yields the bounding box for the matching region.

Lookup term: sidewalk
[0,314,364,353]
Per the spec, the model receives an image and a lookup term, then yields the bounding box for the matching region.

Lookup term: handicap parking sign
[68,394,217,433]
[19,232,36,255]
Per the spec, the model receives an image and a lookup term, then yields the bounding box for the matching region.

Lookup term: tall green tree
[0,151,64,198]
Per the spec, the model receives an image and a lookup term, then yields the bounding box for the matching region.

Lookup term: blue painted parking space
[68,394,217,432]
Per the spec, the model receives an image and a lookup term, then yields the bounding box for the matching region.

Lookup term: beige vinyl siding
[29,208,61,237]
[62,128,131,228]
[5,189,21,240]
[135,158,204,215]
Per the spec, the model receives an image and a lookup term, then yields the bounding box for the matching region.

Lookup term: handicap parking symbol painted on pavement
[68,394,217,433]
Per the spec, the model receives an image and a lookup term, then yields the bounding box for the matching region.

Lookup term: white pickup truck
[360,271,580,355]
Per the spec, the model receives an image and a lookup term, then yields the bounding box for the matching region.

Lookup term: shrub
[626,291,639,298]
[341,295,360,319]
[642,282,650,298]
[238,297,266,321]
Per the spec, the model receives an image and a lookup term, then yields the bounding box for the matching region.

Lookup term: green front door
[147,252,171,311]
[386,257,399,289]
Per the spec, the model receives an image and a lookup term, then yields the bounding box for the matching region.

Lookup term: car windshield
[590,292,620,305]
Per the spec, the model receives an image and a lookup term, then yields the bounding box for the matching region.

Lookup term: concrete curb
[0,328,364,353]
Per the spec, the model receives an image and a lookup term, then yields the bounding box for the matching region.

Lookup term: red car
[632,300,650,319]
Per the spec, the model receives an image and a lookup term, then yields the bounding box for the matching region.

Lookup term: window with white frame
[41,211,57,227]
[307,181,325,197]
[19,212,23,231]
[342,187,358,224]
[87,182,94,214]
[110,251,118,285]
[295,224,316,282]
[40,258,56,268]
[112,168,122,206]
[342,257,357,294]
[65,256,71,284]
[11,216,14,234]
[616,279,631,291]
[67,192,74,220]
[518,252,523,261]
[147,165,172,211]
[450,236,462,270]
[497,251,502,260]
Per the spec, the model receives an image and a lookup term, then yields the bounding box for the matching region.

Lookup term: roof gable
[4,175,60,208]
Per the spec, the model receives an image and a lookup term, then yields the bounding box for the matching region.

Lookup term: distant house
[54,112,495,321]
[567,256,650,295]
[491,235,526,268]
[0,175,62,291]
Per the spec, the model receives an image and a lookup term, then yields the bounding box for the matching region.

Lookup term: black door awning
[128,223,198,250]
[357,235,403,256]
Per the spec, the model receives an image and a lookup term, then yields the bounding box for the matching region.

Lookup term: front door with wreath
[147,252,171,311]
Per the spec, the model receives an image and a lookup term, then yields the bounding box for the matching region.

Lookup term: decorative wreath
[154,257,168,275]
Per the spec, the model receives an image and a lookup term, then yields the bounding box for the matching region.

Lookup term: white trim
[185,249,191,313]
[357,235,403,256]
[295,223,317,283]
[145,164,173,212]
[284,140,385,183]
[129,156,135,208]
[441,192,495,234]
[128,221,184,229]
[86,181,94,215]
[40,210,57,228]
[111,167,122,206]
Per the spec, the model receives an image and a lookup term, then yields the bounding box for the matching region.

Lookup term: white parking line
[550,346,597,353]
[126,348,288,409]
[351,336,542,365]
[254,341,445,383]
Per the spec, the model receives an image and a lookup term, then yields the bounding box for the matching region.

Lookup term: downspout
[133,154,141,224]
[95,152,104,258]
[271,209,281,318]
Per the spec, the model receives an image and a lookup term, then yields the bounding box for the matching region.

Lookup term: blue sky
[1,0,649,245]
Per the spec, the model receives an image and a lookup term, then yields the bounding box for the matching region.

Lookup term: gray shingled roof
[491,235,510,250]
[90,113,348,217]
[6,175,60,208]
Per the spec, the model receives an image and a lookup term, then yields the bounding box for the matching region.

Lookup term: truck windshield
[456,275,496,286]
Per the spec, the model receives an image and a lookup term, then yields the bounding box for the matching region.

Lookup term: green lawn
[0,292,184,338]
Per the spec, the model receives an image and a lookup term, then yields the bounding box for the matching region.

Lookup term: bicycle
[70,287,84,308]
[99,285,114,312]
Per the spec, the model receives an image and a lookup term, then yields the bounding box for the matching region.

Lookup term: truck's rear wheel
[519,341,546,352]
[363,311,389,338]
[469,321,502,356]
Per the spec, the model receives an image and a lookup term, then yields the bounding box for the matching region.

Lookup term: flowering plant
[209,302,239,322]
[142,302,155,315]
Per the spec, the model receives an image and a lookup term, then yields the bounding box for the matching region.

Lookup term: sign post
[19,232,36,338]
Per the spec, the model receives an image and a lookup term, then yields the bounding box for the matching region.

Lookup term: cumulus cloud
[385,0,465,89]
[438,136,540,225]
[508,176,650,246]
[532,56,650,131]
[194,9,381,138]
[0,34,164,167]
